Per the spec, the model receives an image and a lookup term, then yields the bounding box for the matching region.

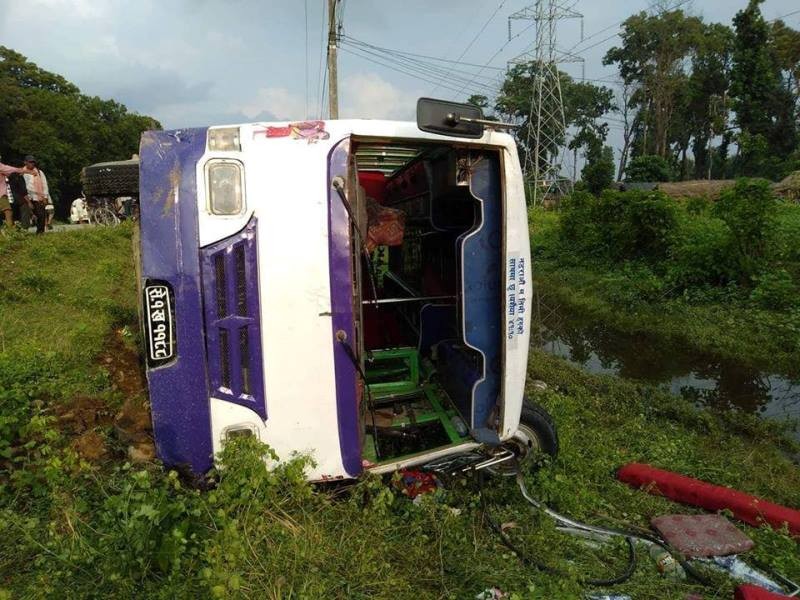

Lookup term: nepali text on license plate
[145,284,174,363]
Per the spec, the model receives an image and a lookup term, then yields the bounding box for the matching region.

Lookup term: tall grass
[1,225,798,599]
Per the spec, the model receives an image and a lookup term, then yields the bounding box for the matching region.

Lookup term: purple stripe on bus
[199,217,266,420]
[327,139,363,477]
[139,128,214,475]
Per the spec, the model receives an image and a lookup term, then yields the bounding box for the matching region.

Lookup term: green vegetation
[0,225,139,464]
[624,155,675,183]
[581,145,616,195]
[0,48,158,216]
[1,227,798,599]
[532,185,800,374]
[481,1,800,186]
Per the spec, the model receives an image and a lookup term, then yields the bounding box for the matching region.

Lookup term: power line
[451,20,538,100]
[569,30,622,57]
[338,38,503,94]
[338,45,500,97]
[320,63,329,119]
[564,19,623,53]
[304,0,309,119]
[337,32,624,101]
[430,1,507,95]
[566,0,691,57]
[341,36,503,86]
[340,35,507,71]
[769,8,800,22]
[315,0,327,118]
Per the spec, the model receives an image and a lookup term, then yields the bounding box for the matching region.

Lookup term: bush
[600,263,667,308]
[750,269,799,310]
[685,196,712,215]
[622,192,679,260]
[559,191,601,254]
[625,154,674,182]
[667,216,739,289]
[713,178,777,282]
[581,145,615,195]
[560,189,678,262]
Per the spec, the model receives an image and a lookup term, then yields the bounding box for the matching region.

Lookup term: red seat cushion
[651,514,754,557]
[735,584,792,599]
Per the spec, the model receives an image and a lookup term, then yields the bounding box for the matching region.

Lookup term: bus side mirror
[416,97,484,139]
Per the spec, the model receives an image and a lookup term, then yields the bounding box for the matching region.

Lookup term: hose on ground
[477,470,638,586]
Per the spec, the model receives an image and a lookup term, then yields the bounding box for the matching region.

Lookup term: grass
[529,205,800,376]
[0,225,798,599]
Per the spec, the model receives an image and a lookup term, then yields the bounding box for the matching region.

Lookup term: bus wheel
[489,400,558,476]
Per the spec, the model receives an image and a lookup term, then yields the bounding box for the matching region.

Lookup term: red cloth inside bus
[358,171,387,204]
[365,197,405,252]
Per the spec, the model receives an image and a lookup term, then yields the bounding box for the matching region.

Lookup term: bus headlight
[207,160,244,215]
[208,127,241,151]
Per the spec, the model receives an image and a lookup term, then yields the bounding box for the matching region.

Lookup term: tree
[604,9,703,159]
[582,144,615,195]
[687,23,734,179]
[494,63,613,177]
[495,62,567,169]
[0,46,161,217]
[625,155,674,182]
[771,20,800,106]
[730,0,797,176]
[564,79,615,181]
[466,94,489,110]
[615,82,641,180]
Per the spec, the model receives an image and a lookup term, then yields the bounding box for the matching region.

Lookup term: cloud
[3,0,109,25]
[155,105,281,129]
[236,87,306,121]
[80,34,122,60]
[340,72,419,121]
[82,65,212,113]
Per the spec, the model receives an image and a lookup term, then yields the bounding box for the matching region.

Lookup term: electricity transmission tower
[509,1,583,206]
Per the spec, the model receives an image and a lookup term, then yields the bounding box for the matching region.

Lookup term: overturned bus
[138,98,557,480]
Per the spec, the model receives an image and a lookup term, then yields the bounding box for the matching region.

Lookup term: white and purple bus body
[138,118,531,481]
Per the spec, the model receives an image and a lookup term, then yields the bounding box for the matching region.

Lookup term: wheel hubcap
[488,423,542,476]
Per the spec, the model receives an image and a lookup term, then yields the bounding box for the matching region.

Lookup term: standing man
[22,155,50,234]
[0,154,30,230]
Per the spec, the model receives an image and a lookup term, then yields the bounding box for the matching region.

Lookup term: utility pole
[509,1,583,206]
[327,0,339,119]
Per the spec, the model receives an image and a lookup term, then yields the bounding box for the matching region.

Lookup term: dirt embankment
[657,179,736,199]
[57,329,155,463]
[638,174,800,201]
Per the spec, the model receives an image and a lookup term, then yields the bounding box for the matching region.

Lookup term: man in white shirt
[22,155,50,234]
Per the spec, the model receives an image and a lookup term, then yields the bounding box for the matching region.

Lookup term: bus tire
[489,400,558,476]
[517,400,559,460]
[82,159,139,197]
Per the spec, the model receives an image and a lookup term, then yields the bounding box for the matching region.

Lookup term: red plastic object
[735,584,792,599]
[617,463,800,537]
[396,470,440,498]
[651,514,754,557]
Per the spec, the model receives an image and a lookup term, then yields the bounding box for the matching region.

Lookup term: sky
[1,0,798,157]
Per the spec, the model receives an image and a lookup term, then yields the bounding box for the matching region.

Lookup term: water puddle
[533,307,800,437]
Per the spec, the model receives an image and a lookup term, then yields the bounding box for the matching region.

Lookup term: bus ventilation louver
[200,218,266,419]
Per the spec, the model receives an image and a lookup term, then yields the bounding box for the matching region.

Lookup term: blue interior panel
[418,303,457,356]
[460,154,502,432]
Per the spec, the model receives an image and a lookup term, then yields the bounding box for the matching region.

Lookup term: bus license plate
[144,283,175,364]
